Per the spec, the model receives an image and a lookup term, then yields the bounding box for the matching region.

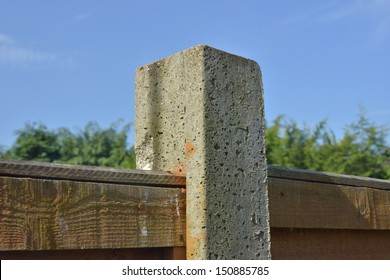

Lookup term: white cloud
[370,109,390,117]
[374,18,390,42]
[0,41,57,64]
[0,33,15,45]
[274,2,336,27]
[319,2,361,22]
[0,32,72,66]
[318,0,390,42]
[72,12,91,23]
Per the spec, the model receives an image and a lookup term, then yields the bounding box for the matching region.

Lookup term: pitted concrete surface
[135,45,270,260]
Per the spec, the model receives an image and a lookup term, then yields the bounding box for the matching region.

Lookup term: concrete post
[135,45,270,260]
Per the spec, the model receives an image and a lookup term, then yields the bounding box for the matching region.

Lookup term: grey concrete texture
[135,45,271,259]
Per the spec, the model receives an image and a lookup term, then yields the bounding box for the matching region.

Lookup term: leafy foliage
[266,111,390,179]
[1,121,136,169]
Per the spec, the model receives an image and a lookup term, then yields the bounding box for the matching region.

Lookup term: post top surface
[136,44,258,71]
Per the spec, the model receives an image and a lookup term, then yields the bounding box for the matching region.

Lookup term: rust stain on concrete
[171,162,186,175]
[185,142,196,160]
[170,142,195,175]
[185,233,206,259]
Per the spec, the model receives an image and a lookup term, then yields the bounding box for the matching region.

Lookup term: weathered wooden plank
[0,248,169,260]
[0,177,186,250]
[271,228,390,260]
[268,177,390,229]
[0,160,185,187]
[162,247,186,260]
[269,165,390,191]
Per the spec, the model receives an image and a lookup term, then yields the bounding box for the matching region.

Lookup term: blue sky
[1,0,389,149]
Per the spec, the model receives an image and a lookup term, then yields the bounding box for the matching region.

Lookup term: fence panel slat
[0,176,185,251]
[268,177,390,229]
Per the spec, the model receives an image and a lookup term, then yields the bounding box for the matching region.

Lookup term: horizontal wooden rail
[0,160,186,187]
[268,165,390,191]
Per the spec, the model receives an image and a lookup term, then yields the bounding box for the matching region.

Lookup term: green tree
[265,116,335,170]
[266,111,390,179]
[1,121,136,169]
[0,145,6,158]
[323,111,390,178]
[3,123,60,162]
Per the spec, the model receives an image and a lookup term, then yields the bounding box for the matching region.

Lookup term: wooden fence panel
[271,228,390,260]
[0,177,185,251]
[1,160,390,259]
[0,248,169,260]
[0,160,186,259]
[268,178,390,229]
[268,165,390,260]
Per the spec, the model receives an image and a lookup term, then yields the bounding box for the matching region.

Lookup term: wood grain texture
[271,228,390,260]
[2,159,390,259]
[0,177,186,250]
[268,177,390,229]
[163,247,186,260]
[0,247,170,260]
